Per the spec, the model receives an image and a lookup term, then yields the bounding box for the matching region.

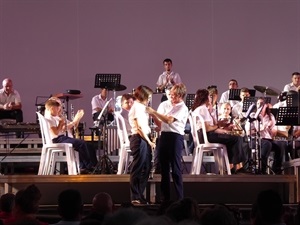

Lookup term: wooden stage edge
[0,173,298,205]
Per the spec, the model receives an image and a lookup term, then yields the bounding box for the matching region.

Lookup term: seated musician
[191,89,246,174]
[44,99,96,174]
[218,102,244,137]
[231,87,250,119]
[91,88,114,123]
[245,98,286,174]
[0,78,23,123]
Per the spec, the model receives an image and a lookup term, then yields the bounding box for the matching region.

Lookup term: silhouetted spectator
[52,189,83,225]
[102,208,148,225]
[81,192,114,224]
[0,193,15,220]
[3,184,47,225]
[200,204,238,225]
[250,189,285,225]
[165,197,201,223]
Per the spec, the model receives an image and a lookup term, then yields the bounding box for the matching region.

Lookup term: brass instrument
[70,104,80,139]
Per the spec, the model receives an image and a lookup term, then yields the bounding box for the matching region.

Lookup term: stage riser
[1,178,293,205]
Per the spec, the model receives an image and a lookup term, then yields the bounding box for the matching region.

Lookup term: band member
[231,87,251,119]
[128,85,155,205]
[219,79,240,107]
[245,97,286,174]
[283,71,300,92]
[120,93,134,135]
[91,88,114,122]
[191,89,245,174]
[147,83,188,201]
[156,58,182,102]
[44,99,95,174]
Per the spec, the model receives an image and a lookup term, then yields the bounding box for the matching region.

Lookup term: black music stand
[94,74,121,89]
[276,107,299,160]
[242,97,271,112]
[229,89,256,101]
[185,94,195,110]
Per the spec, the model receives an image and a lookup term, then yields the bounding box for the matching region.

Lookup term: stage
[0,173,297,206]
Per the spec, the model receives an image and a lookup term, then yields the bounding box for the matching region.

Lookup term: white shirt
[129,101,151,135]
[192,105,214,130]
[246,113,275,139]
[231,102,245,118]
[0,89,21,108]
[156,71,182,90]
[283,82,299,92]
[45,114,65,139]
[91,95,113,114]
[159,101,188,135]
[219,90,240,107]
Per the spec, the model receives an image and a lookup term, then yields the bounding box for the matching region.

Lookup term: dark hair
[229,79,238,85]
[163,58,172,64]
[58,189,83,220]
[121,93,134,103]
[133,85,153,102]
[191,89,209,111]
[292,72,300,76]
[15,184,41,214]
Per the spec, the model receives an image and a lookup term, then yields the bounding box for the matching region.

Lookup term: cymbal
[253,85,279,96]
[109,84,127,91]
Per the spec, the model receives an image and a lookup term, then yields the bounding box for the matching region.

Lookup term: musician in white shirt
[147,83,188,201]
[283,72,300,92]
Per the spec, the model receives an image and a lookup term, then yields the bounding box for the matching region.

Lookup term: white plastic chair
[36,112,80,175]
[114,111,131,174]
[189,112,231,175]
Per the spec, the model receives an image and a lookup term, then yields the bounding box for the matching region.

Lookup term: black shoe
[236,167,252,174]
[80,168,91,174]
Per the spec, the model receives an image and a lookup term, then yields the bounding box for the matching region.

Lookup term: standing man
[147,83,188,201]
[156,58,182,102]
[91,88,114,122]
[283,72,300,92]
[0,78,23,122]
[219,79,240,107]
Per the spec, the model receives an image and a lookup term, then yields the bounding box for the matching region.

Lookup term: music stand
[92,98,115,174]
[229,89,256,101]
[276,106,299,161]
[185,94,195,110]
[94,74,121,89]
[242,97,271,112]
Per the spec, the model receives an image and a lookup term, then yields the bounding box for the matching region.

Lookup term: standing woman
[147,83,189,201]
[129,85,156,205]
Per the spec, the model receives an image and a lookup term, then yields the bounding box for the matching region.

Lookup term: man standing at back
[0,78,23,123]
[156,58,182,102]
